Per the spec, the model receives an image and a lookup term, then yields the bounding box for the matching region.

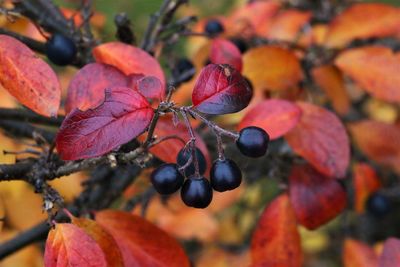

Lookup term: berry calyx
[150,163,184,195]
[204,19,224,36]
[177,147,207,176]
[366,192,391,217]
[45,34,77,66]
[181,176,213,208]
[210,158,242,192]
[236,126,269,158]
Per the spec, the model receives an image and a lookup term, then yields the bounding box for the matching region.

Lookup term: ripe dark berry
[210,158,242,192]
[229,38,248,53]
[173,58,195,83]
[177,147,207,176]
[45,34,77,66]
[236,126,269,158]
[204,19,224,36]
[366,193,391,217]
[181,177,213,208]
[150,163,184,195]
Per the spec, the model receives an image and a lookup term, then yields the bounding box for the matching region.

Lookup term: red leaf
[56,87,153,160]
[285,102,350,178]
[0,35,60,117]
[138,115,211,166]
[95,210,190,267]
[44,223,107,267]
[343,239,378,267]
[210,38,243,72]
[251,194,303,267]
[353,163,382,214]
[289,164,347,230]
[71,216,124,267]
[349,120,400,173]
[335,46,400,103]
[238,99,302,140]
[127,74,164,101]
[192,64,252,115]
[379,238,400,267]
[325,3,400,48]
[92,42,166,90]
[65,63,128,113]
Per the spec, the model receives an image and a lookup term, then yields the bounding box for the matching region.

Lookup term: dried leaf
[65,63,128,113]
[343,239,379,267]
[238,99,302,140]
[335,46,400,103]
[192,64,252,115]
[325,3,400,48]
[243,46,303,91]
[44,223,107,267]
[379,238,400,267]
[56,87,153,160]
[95,210,190,267]
[353,163,382,214]
[210,38,243,72]
[251,194,303,267]
[289,164,347,230]
[93,42,166,90]
[285,102,350,178]
[0,35,60,116]
[349,120,400,173]
[312,64,350,115]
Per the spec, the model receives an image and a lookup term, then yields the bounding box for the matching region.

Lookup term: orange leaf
[289,164,347,230]
[71,216,124,267]
[343,239,378,267]
[95,210,190,267]
[92,42,166,90]
[251,194,303,267]
[267,9,312,42]
[325,3,400,48]
[312,64,350,115]
[243,46,303,91]
[285,102,350,178]
[379,238,400,267]
[238,99,302,140]
[353,163,382,214]
[349,120,400,173]
[138,115,211,167]
[0,35,60,117]
[335,46,400,103]
[44,223,107,267]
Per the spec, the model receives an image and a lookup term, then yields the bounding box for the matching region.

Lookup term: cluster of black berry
[150,126,269,208]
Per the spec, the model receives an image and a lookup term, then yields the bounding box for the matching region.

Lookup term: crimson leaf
[192,64,252,115]
[56,87,153,160]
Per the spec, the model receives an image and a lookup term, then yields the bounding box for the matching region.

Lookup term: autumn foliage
[1,0,400,266]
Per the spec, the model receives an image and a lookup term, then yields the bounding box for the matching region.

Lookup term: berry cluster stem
[180,108,201,176]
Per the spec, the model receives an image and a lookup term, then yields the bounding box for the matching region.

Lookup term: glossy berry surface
[150,163,184,195]
[210,158,242,192]
[177,147,207,176]
[236,126,269,158]
[366,193,391,217]
[45,34,77,66]
[173,58,195,82]
[204,19,224,36]
[181,177,213,208]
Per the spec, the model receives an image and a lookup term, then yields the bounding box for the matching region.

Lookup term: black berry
[150,163,184,195]
[204,19,224,36]
[210,158,242,192]
[177,147,207,176]
[181,177,213,208]
[173,58,195,83]
[366,192,391,217]
[236,126,269,158]
[229,38,248,53]
[45,34,77,66]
